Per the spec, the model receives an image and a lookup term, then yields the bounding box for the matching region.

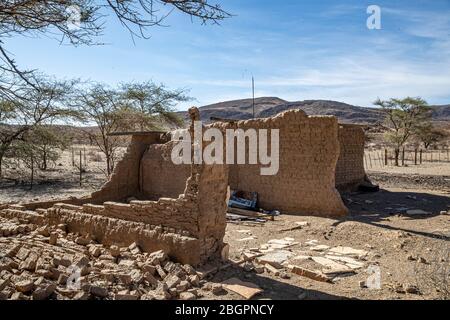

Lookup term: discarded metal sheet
[238,236,257,242]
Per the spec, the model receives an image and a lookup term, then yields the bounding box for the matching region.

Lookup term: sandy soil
[364,149,450,176]
[215,185,449,300]
[0,146,118,204]
[367,162,450,177]
[0,147,449,300]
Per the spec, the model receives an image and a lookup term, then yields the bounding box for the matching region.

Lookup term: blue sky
[6,0,450,110]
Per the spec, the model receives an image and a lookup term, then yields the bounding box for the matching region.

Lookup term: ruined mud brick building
[0,108,367,265]
[139,110,366,215]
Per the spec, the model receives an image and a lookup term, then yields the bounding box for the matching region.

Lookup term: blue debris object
[228,190,258,211]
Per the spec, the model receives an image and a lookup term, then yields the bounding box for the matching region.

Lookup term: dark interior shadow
[334,188,450,241]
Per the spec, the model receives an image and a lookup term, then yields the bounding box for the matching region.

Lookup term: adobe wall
[140,142,191,200]
[17,110,361,220]
[138,110,349,216]
[209,110,348,216]
[89,133,170,204]
[39,160,228,265]
[18,133,170,210]
[1,113,229,266]
[335,124,366,190]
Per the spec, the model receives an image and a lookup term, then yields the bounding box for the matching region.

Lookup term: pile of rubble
[0,216,222,300]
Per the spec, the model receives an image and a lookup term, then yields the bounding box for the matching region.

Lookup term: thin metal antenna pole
[252,76,255,118]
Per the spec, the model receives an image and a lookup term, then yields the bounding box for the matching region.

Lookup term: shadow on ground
[338,188,450,241]
[0,173,105,201]
[207,265,351,300]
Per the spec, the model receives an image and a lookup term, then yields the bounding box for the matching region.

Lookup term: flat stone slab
[257,250,293,268]
[325,255,365,269]
[328,246,368,258]
[311,256,351,271]
[222,277,263,299]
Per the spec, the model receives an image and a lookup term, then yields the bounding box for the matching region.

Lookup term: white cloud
[178,3,450,109]
[184,48,450,108]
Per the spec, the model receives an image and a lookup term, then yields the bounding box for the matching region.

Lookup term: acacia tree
[0,79,77,177]
[0,0,230,179]
[9,139,39,189]
[27,125,71,170]
[0,0,230,99]
[77,81,190,175]
[77,84,124,176]
[375,97,432,166]
[415,124,447,149]
[120,81,191,131]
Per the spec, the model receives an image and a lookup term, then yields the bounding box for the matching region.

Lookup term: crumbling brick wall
[335,124,366,190]
[1,126,229,266]
[40,161,228,265]
[90,133,169,204]
[209,110,348,216]
[137,110,349,216]
[140,142,191,200]
[17,133,171,210]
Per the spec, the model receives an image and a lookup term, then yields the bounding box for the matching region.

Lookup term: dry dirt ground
[0,146,116,204]
[0,147,449,300]
[221,188,449,300]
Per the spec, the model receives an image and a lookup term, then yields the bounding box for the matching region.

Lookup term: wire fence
[364,147,450,169]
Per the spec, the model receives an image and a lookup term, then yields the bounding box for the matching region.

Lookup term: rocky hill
[431,104,450,121]
[178,97,450,124]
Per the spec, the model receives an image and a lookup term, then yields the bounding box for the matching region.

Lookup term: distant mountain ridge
[431,104,450,121]
[178,97,450,124]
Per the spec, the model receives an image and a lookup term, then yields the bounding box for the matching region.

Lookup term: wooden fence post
[401,148,405,166]
[79,150,82,187]
[30,151,34,190]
